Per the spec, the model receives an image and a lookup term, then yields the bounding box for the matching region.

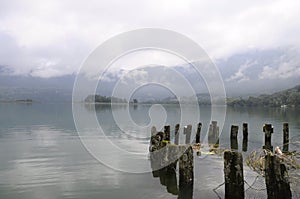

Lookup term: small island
[84,94,127,104]
[15,99,33,103]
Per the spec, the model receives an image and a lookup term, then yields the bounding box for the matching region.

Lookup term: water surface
[0,103,299,198]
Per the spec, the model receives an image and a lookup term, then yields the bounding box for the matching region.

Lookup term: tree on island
[85,94,127,103]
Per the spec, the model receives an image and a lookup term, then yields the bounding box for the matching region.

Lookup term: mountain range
[0,48,299,102]
[227,84,300,107]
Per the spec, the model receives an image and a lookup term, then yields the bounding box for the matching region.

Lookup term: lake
[0,103,299,198]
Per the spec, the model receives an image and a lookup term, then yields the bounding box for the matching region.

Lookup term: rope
[244,176,266,191]
[213,182,224,199]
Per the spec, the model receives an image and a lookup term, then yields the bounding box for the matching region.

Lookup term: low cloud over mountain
[1,48,299,101]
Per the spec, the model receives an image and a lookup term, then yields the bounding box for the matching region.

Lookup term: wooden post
[212,121,219,145]
[265,153,292,199]
[164,125,170,143]
[208,124,213,145]
[242,123,248,152]
[184,125,192,144]
[263,124,273,152]
[174,124,180,145]
[149,131,165,174]
[151,144,179,195]
[216,126,220,146]
[149,131,164,152]
[196,122,202,144]
[283,123,289,153]
[179,146,193,199]
[224,150,244,199]
[208,121,219,145]
[151,126,157,136]
[230,125,239,150]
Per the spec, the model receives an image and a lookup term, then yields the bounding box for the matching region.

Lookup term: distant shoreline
[0,99,34,104]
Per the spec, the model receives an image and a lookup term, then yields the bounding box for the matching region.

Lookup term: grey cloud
[1,0,300,78]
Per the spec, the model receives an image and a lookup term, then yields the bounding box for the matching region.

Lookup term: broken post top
[231,125,239,133]
[151,126,157,136]
[263,124,274,152]
[242,123,248,131]
[197,122,202,128]
[212,121,217,125]
[263,124,273,134]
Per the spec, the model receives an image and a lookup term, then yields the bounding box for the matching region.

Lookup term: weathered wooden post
[224,150,244,199]
[230,125,239,150]
[151,126,157,136]
[196,122,202,144]
[151,144,179,195]
[174,124,180,145]
[149,131,164,153]
[242,123,248,152]
[208,124,213,145]
[263,124,273,152]
[164,125,170,143]
[149,131,165,176]
[212,121,219,146]
[179,146,193,199]
[184,125,192,144]
[283,123,289,153]
[265,153,292,199]
[208,121,219,146]
[215,126,220,147]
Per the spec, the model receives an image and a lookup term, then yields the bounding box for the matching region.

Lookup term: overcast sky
[1,0,300,78]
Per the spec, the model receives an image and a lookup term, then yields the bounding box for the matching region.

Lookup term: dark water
[0,103,299,198]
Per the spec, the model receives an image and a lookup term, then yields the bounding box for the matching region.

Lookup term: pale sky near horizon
[0,0,300,78]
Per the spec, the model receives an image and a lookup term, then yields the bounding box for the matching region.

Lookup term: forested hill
[227,85,300,107]
[84,95,127,103]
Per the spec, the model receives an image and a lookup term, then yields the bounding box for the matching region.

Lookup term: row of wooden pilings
[149,122,292,199]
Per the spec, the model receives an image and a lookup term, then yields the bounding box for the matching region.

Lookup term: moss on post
[224,150,244,199]
[179,145,193,199]
[265,153,292,199]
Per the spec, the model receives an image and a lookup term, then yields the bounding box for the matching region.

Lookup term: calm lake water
[0,103,299,199]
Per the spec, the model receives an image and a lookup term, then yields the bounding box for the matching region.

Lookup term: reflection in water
[149,134,194,199]
[1,103,299,198]
[152,165,178,195]
[150,158,194,199]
